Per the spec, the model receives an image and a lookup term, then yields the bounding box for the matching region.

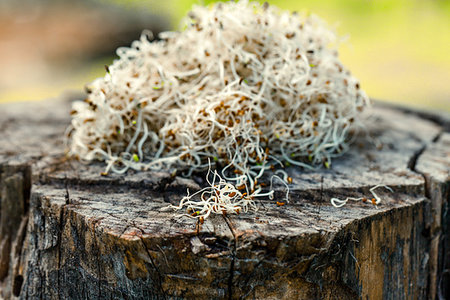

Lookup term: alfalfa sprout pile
[68,0,370,219]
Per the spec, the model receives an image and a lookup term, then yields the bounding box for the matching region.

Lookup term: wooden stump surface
[0,97,449,299]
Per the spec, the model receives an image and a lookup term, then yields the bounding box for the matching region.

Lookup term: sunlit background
[1,0,449,111]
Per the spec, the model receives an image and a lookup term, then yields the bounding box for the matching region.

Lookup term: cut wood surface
[0,97,448,299]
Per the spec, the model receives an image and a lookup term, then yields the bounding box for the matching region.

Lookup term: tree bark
[0,97,448,299]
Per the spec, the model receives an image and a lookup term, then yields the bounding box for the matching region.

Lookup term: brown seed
[285,32,295,39]
[83,118,94,124]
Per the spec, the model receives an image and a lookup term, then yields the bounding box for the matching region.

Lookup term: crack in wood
[407,130,441,174]
[222,215,237,300]
[135,225,167,300]
[412,131,450,300]
[56,204,66,300]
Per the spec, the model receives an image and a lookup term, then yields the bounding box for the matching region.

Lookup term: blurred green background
[1,0,449,111]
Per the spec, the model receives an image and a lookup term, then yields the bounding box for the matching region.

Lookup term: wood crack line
[408,131,442,172]
[407,130,445,300]
[135,225,167,300]
[222,215,237,300]
[57,207,68,300]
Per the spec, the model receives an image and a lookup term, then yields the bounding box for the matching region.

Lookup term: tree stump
[0,97,448,299]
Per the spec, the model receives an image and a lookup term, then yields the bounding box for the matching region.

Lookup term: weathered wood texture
[416,133,450,299]
[0,98,448,300]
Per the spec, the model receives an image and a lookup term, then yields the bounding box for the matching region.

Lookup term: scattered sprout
[166,161,266,219]
[330,185,393,208]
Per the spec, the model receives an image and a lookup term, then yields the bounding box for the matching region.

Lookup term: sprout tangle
[68,0,370,219]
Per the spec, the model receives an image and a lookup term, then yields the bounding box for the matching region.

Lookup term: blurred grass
[0,58,112,103]
[1,0,449,111]
[173,0,450,110]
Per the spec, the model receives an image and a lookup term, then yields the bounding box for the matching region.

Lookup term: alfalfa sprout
[68,0,370,219]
